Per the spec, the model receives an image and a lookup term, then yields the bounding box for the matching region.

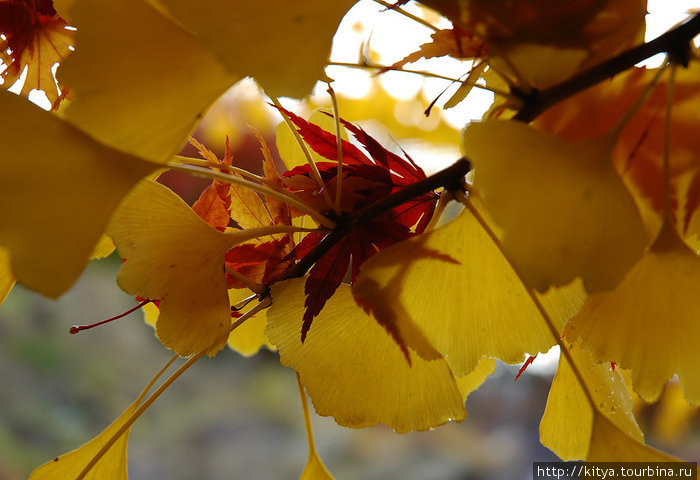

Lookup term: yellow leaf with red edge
[227,288,275,357]
[0,2,74,106]
[566,222,700,404]
[107,180,276,357]
[0,90,156,298]
[463,119,647,293]
[266,278,494,433]
[59,0,237,161]
[540,341,643,460]
[29,397,138,480]
[354,207,585,377]
[158,0,356,98]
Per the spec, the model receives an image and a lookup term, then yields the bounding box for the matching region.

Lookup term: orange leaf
[0,0,74,105]
[380,26,485,73]
[190,137,233,231]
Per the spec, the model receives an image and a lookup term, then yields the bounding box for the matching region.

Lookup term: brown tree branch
[273,14,700,286]
[514,13,700,122]
[280,158,471,281]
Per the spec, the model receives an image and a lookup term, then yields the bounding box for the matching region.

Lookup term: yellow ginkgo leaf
[587,414,684,462]
[90,234,116,260]
[0,90,156,299]
[463,120,647,293]
[266,278,494,433]
[107,180,279,357]
[653,381,699,446]
[300,452,335,480]
[227,289,275,357]
[137,288,275,357]
[353,208,584,377]
[0,246,15,305]
[159,0,356,98]
[567,222,700,404]
[540,341,643,460]
[29,398,138,480]
[59,0,237,161]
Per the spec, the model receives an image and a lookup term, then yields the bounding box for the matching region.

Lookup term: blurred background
[2,1,700,479]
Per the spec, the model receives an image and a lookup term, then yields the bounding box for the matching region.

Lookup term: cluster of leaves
[1,0,700,479]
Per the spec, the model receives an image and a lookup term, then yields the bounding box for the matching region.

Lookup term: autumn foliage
[1,0,700,478]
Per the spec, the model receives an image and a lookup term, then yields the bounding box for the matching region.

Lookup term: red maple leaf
[275,105,438,340]
[0,1,57,56]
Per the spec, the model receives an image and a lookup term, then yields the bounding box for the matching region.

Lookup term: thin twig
[282,158,470,280]
[167,163,336,229]
[372,0,439,32]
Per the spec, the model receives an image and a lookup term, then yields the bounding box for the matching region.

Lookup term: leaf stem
[269,96,336,212]
[225,266,266,294]
[458,194,598,408]
[69,299,152,334]
[166,163,336,229]
[607,62,668,140]
[424,189,450,231]
[282,158,470,280]
[372,0,439,32]
[327,61,512,98]
[296,373,318,455]
[327,84,344,215]
[74,301,268,480]
[663,64,676,224]
[172,155,263,182]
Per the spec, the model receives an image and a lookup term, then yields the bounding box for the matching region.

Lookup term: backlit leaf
[533,63,700,234]
[463,120,647,292]
[300,452,335,480]
[29,397,138,480]
[566,222,700,404]
[652,382,699,445]
[190,137,233,231]
[380,26,485,73]
[540,341,642,460]
[587,414,684,461]
[158,0,356,98]
[276,109,348,170]
[277,107,436,335]
[59,0,237,161]
[266,278,493,433]
[227,288,274,357]
[0,90,155,298]
[107,180,274,357]
[354,208,585,376]
[0,246,15,305]
[0,1,73,105]
[420,0,645,84]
